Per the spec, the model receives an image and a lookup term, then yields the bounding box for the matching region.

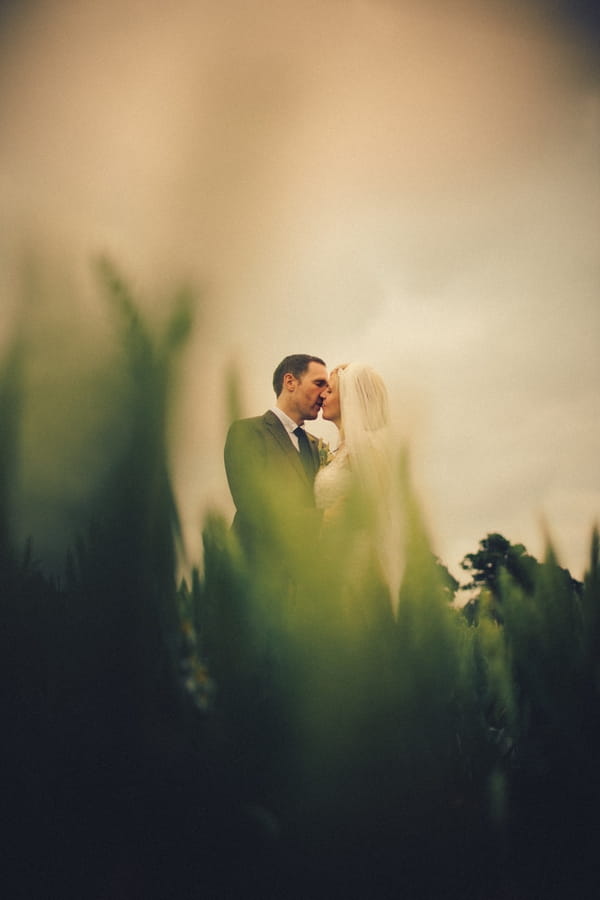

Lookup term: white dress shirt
[270,406,303,452]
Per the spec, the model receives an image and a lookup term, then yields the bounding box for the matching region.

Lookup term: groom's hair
[272,354,326,396]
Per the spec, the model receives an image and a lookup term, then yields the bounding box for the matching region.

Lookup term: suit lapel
[263,411,313,484]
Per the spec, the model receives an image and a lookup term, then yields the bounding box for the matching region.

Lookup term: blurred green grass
[1,261,598,899]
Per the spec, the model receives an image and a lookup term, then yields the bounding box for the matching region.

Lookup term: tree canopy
[459,532,581,625]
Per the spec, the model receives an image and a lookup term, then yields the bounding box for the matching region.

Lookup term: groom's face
[290,361,329,422]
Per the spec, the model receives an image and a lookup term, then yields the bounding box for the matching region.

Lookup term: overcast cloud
[1,0,598,580]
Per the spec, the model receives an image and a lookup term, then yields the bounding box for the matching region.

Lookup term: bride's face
[320,373,341,427]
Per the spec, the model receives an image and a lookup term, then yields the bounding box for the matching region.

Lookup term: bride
[315,362,404,617]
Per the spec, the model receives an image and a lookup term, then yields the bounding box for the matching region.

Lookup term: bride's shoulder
[331,444,349,462]
[314,444,352,510]
[315,445,350,482]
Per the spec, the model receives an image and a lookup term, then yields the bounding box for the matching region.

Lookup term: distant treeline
[1,264,598,899]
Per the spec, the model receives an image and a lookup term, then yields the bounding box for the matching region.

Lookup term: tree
[460,533,539,624]
[460,533,583,625]
[462,533,538,594]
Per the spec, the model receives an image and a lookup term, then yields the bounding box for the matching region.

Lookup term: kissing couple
[224,354,404,615]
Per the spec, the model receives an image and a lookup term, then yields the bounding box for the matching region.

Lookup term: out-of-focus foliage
[1,265,599,899]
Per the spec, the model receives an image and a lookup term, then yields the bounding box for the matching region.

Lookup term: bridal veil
[337,362,404,610]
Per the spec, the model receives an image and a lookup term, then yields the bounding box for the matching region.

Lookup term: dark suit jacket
[224,410,321,560]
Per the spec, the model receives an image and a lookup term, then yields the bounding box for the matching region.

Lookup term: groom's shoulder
[226,411,275,438]
[229,411,273,428]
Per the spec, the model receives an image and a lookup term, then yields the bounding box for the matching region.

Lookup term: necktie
[293,426,314,480]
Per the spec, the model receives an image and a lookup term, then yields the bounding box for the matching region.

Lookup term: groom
[224,354,328,563]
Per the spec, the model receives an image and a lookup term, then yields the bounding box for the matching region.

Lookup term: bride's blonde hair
[337,362,389,433]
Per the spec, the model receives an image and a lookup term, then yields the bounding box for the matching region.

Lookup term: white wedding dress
[313,441,401,626]
[314,446,352,514]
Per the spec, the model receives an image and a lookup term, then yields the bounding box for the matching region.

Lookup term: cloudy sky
[1,0,598,581]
